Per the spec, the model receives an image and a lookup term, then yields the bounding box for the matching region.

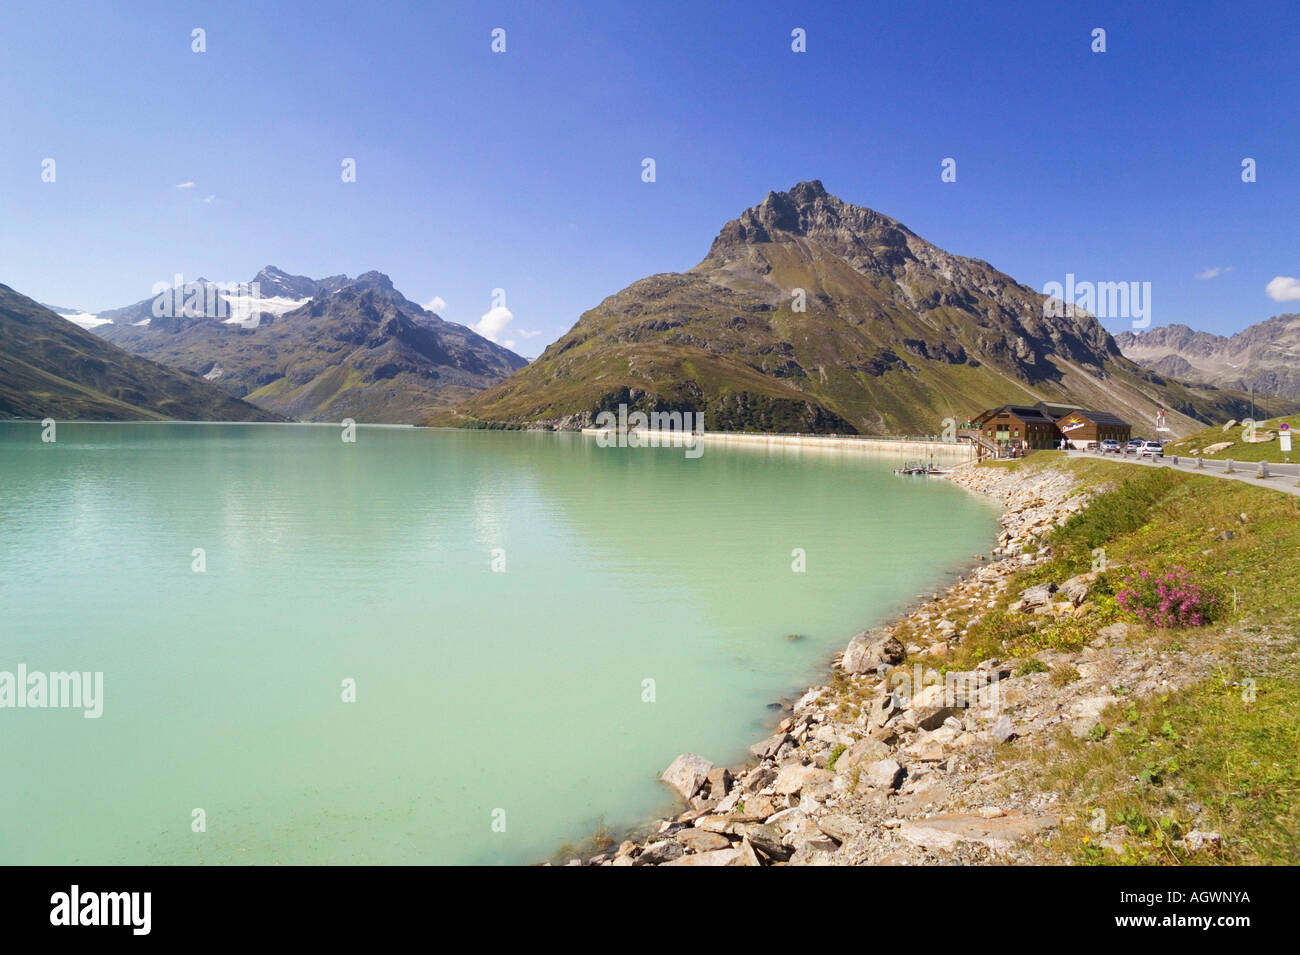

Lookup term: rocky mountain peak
[1117,314,1300,398]
[706,181,914,263]
[347,270,396,292]
[787,178,828,202]
[249,265,319,299]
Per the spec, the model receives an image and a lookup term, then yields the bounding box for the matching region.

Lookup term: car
[1099,439,1121,453]
[1138,440,1164,458]
[1123,438,1145,454]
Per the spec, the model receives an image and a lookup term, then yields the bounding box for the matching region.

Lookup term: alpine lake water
[0,422,999,864]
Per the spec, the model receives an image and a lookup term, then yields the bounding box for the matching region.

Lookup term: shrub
[826,744,846,771]
[1116,566,1219,629]
[1051,664,1081,687]
[1015,658,1049,676]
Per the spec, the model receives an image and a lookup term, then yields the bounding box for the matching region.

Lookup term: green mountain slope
[455,182,1294,436]
[0,283,279,422]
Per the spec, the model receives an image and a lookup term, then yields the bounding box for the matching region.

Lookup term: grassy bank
[955,453,1300,864]
[1164,413,1300,463]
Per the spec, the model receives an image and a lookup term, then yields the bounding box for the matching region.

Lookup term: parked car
[1099,439,1120,453]
[1138,440,1164,457]
[1123,438,1146,454]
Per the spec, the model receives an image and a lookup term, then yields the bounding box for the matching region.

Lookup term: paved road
[1070,449,1300,498]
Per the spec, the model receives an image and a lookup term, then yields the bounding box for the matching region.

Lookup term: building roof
[976,403,1132,429]
[975,404,1058,424]
[1035,401,1077,416]
[1056,408,1130,427]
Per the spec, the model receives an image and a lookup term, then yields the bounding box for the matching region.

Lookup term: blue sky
[1,0,1296,355]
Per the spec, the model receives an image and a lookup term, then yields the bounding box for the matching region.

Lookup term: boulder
[905,683,961,731]
[833,738,891,775]
[815,813,858,843]
[660,846,749,866]
[901,724,962,762]
[694,815,737,834]
[705,766,732,797]
[773,762,832,796]
[741,794,778,819]
[788,834,840,862]
[736,837,764,866]
[748,732,790,761]
[812,723,848,745]
[897,812,1059,852]
[635,840,684,865]
[675,828,732,853]
[1013,582,1057,613]
[1096,622,1135,643]
[743,767,777,794]
[746,822,794,861]
[863,758,905,790]
[991,715,1017,743]
[870,692,902,727]
[842,629,906,674]
[714,789,742,813]
[1069,695,1118,738]
[1059,573,1093,606]
[660,753,713,800]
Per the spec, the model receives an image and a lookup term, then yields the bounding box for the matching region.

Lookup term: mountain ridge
[92,268,526,423]
[0,283,280,422]
[454,182,1290,436]
[1117,315,1300,398]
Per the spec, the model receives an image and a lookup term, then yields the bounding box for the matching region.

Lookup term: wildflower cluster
[1116,567,1218,628]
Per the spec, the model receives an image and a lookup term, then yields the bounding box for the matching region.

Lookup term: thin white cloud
[472,305,513,341]
[175,181,195,189]
[471,305,540,353]
[200,195,216,204]
[1195,266,1231,280]
[1266,276,1300,302]
[423,296,447,313]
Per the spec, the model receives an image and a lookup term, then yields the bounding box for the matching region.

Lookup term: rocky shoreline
[561,459,1217,866]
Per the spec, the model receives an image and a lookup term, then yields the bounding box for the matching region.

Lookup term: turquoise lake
[0,423,999,864]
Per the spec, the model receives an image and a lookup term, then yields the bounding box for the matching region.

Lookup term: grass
[962,454,1300,864]
[1050,663,1081,687]
[1051,658,1300,865]
[1163,413,1300,463]
[1014,658,1049,676]
[954,457,1300,668]
[826,744,847,772]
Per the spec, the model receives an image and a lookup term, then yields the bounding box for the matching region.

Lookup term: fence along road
[1069,448,1300,498]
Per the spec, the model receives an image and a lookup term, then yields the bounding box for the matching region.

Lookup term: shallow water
[0,422,998,864]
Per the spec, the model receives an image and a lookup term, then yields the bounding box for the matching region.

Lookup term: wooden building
[1053,408,1131,448]
[969,403,1132,454]
[970,405,1062,452]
